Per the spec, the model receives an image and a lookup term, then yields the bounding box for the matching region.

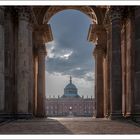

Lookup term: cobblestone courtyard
[0,117,140,134]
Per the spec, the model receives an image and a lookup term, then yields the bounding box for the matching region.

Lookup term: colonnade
[0,6,140,121]
[88,7,140,120]
[0,7,52,118]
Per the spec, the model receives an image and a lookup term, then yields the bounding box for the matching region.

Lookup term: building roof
[61,76,81,98]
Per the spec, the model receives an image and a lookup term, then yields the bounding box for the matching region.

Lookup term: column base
[0,113,15,120]
[131,113,140,122]
[95,114,104,118]
[36,114,46,118]
[0,113,33,119]
[109,113,124,120]
[36,110,46,118]
[15,113,33,119]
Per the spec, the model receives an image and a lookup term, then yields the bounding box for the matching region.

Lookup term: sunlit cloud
[46,41,73,60]
[59,50,73,60]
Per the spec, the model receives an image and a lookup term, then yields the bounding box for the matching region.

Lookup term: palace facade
[46,77,95,117]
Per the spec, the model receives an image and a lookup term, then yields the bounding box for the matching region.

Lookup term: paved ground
[0,117,140,134]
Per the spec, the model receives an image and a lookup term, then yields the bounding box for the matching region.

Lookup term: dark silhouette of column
[0,7,5,114]
[17,7,32,118]
[94,46,104,118]
[110,7,123,119]
[37,45,47,117]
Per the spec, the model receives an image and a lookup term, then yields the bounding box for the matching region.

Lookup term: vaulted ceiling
[32,6,108,25]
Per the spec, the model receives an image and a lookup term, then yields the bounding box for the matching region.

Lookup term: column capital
[93,24,106,34]
[93,45,105,57]
[0,7,5,12]
[110,7,124,21]
[88,24,106,45]
[16,7,31,21]
[38,45,47,56]
[34,24,53,44]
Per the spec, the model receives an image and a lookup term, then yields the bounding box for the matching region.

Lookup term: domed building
[62,76,80,98]
[46,76,95,117]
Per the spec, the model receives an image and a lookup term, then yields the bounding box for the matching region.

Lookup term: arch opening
[44,9,96,117]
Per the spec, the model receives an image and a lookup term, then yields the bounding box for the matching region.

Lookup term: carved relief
[110,7,123,21]
[16,7,31,21]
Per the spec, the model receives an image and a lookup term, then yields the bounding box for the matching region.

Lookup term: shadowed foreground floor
[0,117,140,134]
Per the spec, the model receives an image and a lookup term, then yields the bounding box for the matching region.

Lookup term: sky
[45,9,95,98]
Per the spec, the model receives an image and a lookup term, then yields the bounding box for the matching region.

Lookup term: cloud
[46,10,95,82]
[45,71,95,98]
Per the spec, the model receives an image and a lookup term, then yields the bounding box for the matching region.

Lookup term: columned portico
[1,6,140,122]
[109,7,123,119]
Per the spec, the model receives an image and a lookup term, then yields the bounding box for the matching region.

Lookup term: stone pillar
[125,11,134,117]
[17,7,32,118]
[94,46,104,118]
[110,7,123,119]
[4,7,15,116]
[33,53,38,115]
[104,24,111,118]
[133,7,140,119]
[103,56,108,117]
[28,22,34,114]
[34,24,52,117]
[37,45,47,117]
[121,22,126,116]
[0,7,5,114]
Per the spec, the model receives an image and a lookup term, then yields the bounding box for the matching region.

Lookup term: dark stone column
[0,7,5,114]
[34,25,52,117]
[28,22,34,114]
[104,24,111,118]
[4,7,15,116]
[94,46,104,118]
[133,7,140,120]
[121,21,127,116]
[16,7,32,118]
[109,7,123,119]
[37,45,47,117]
[121,8,134,118]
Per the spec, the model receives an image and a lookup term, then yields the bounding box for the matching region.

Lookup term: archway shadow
[0,118,73,134]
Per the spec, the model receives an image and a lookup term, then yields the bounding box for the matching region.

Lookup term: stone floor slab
[0,117,140,134]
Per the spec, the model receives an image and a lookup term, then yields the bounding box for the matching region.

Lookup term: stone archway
[1,6,138,121]
[33,6,107,118]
